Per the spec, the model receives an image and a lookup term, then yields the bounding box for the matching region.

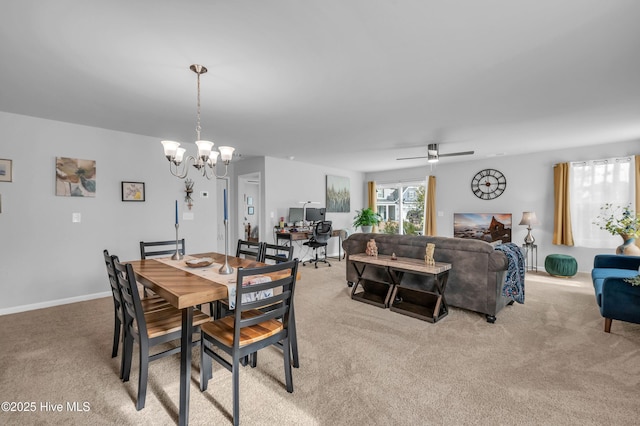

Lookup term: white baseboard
[0,291,111,316]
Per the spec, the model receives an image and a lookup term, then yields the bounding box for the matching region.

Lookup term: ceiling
[1,1,639,173]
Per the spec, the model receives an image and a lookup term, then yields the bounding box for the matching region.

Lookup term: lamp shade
[195,140,214,160]
[161,140,180,157]
[218,146,235,162]
[519,211,540,226]
[174,147,186,163]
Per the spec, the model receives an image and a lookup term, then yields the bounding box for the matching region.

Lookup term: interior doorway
[238,172,261,242]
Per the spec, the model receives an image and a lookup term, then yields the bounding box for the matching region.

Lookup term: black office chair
[303,220,332,268]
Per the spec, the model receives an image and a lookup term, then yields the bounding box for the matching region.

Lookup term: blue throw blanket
[494,242,526,304]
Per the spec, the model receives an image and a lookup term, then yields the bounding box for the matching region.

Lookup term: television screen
[453,213,512,243]
[305,207,325,222]
[288,207,304,223]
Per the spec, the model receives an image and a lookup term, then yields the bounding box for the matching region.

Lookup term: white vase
[616,234,640,256]
[361,225,373,233]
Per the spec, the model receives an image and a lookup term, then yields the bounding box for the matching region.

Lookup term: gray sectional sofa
[342,233,513,322]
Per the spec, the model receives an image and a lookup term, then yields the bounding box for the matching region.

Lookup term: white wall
[264,157,364,260]
[366,140,640,273]
[0,111,222,313]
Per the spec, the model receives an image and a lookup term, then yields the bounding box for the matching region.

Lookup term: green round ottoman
[544,254,578,277]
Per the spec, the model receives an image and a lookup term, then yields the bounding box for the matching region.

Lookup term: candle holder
[219,219,234,274]
[171,223,183,260]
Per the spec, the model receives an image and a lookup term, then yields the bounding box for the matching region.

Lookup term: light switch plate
[200,191,209,198]
[183,212,194,220]
[72,212,81,223]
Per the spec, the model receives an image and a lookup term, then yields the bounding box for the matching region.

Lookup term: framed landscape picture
[0,159,12,182]
[121,181,145,201]
[326,175,350,212]
[453,213,512,243]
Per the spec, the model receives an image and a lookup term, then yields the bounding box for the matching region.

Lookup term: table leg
[179,306,193,426]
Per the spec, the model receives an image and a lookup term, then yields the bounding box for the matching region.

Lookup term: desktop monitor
[288,207,304,223]
[305,207,325,223]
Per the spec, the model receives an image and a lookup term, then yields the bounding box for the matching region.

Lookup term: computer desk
[274,228,345,260]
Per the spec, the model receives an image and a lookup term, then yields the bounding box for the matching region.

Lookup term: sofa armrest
[593,254,640,270]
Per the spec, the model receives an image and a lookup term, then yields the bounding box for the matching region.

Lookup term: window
[570,157,636,248]
[376,180,425,235]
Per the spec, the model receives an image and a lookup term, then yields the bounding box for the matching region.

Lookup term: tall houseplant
[353,208,382,233]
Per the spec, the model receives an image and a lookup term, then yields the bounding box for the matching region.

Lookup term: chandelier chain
[196,71,202,141]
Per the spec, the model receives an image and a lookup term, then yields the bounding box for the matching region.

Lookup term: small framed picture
[0,159,12,182]
[121,181,145,201]
[247,196,253,205]
[248,206,254,215]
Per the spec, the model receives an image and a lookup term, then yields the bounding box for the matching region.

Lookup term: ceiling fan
[396,143,474,163]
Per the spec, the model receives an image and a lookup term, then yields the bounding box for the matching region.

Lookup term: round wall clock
[471,169,506,200]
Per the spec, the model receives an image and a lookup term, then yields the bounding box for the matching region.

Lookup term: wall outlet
[183,212,194,220]
[72,212,81,223]
[438,211,444,217]
[200,191,209,198]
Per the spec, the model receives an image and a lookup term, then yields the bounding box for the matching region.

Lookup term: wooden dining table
[127,251,293,426]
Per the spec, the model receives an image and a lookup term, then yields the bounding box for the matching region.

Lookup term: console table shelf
[351,278,394,308]
[348,253,451,322]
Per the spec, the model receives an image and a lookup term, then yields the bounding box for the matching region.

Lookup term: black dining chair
[303,220,332,268]
[103,249,172,379]
[235,239,264,261]
[199,259,299,425]
[112,255,209,410]
[140,239,185,259]
[255,243,300,368]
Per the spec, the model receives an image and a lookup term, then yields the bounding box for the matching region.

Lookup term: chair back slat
[104,249,124,320]
[113,256,148,342]
[236,239,265,260]
[261,243,294,264]
[232,260,298,349]
[140,239,185,259]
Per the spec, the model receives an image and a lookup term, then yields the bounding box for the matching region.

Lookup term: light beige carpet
[1,260,639,425]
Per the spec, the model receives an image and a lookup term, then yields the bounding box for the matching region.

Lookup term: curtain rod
[553,156,632,167]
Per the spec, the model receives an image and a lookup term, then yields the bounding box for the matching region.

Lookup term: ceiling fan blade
[396,155,428,160]
[439,150,475,157]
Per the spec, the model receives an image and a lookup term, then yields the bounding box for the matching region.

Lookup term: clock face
[471,169,506,200]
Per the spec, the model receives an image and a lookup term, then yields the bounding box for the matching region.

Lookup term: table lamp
[519,211,540,244]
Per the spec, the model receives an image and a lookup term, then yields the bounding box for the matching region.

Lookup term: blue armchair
[591,255,640,332]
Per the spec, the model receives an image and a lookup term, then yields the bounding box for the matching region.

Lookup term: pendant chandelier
[161,64,234,179]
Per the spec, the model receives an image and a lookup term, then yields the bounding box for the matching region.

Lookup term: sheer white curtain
[570,156,635,248]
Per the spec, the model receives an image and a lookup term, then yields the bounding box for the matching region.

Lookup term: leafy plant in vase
[353,208,382,233]
[593,203,640,256]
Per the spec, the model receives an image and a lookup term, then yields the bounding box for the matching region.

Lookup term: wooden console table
[348,253,451,322]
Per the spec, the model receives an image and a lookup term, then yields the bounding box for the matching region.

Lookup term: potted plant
[593,203,640,255]
[353,208,382,233]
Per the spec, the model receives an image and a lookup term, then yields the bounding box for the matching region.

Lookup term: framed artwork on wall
[55,157,96,197]
[0,159,12,182]
[326,175,350,212]
[121,181,145,201]
[248,206,255,215]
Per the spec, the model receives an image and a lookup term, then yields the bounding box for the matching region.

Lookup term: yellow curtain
[425,175,436,236]
[553,163,574,246]
[367,181,377,232]
[635,155,640,249]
